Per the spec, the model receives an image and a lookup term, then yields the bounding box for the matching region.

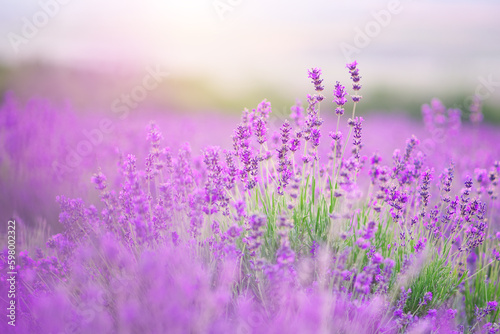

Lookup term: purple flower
[289,135,300,153]
[202,146,228,214]
[333,81,348,116]
[245,215,266,257]
[446,309,457,320]
[254,117,267,144]
[419,169,433,217]
[147,122,163,150]
[329,131,343,159]
[227,225,242,238]
[394,287,412,318]
[487,301,498,313]
[356,237,370,250]
[426,309,437,318]
[310,128,321,148]
[414,238,427,253]
[256,99,272,118]
[475,301,498,323]
[280,120,292,145]
[346,61,358,71]
[351,117,363,159]
[482,322,498,334]
[493,248,500,261]
[439,164,454,198]
[224,151,238,190]
[233,200,246,221]
[310,240,319,257]
[211,220,220,235]
[372,252,383,264]
[307,67,324,92]
[354,270,373,295]
[341,269,352,281]
[363,221,376,240]
[346,61,362,102]
[276,240,295,268]
[419,291,433,306]
[91,171,107,191]
[384,258,395,269]
[276,121,294,194]
[290,99,304,127]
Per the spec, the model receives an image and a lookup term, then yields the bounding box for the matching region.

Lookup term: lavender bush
[1,61,500,333]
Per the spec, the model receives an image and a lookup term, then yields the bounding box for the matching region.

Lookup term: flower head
[307,67,324,92]
[290,99,304,127]
[91,172,107,191]
[346,61,358,71]
[493,248,500,261]
[419,292,433,306]
[346,61,362,102]
[414,237,427,253]
[333,81,348,108]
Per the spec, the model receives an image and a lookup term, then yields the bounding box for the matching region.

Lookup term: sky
[0,0,499,100]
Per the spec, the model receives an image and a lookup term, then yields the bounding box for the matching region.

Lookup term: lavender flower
[307,67,324,92]
[310,128,321,148]
[394,287,412,317]
[414,237,427,253]
[440,164,454,202]
[224,151,238,190]
[91,171,107,191]
[476,301,498,323]
[256,99,272,118]
[254,117,267,144]
[277,121,293,194]
[493,248,500,261]
[147,122,163,155]
[203,146,228,214]
[290,99,304,127]
[482,322,500,333]
[419,292,433,306]
[372,252,383,264]
[289,133,300,153]
[346,61,362,102]
[351,117,364,160]
[333,81,348,116]
[426,308,437,318]
[245,214,266,258]
[329,131,343,159]
[419,168,433,217]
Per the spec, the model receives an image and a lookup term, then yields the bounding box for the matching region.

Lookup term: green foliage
[405,253,466,316]
[464,246,500,325]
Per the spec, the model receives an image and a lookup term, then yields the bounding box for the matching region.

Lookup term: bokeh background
[1,0,500,231]
[1,0,500,117]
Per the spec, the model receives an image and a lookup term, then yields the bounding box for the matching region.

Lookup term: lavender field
[1,60,499,334]
[2,1,500,333]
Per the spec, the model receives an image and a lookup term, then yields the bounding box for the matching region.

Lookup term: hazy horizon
[1,0,500,107]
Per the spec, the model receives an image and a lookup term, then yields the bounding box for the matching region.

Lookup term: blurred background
[1,0,500,231]
[0,0,500,119]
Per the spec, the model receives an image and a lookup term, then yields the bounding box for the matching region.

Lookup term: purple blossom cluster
[346,61,362,103]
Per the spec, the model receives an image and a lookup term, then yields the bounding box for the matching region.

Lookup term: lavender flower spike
[346,61,362,102]
[333,81,348,116]
[307,67,324,92]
